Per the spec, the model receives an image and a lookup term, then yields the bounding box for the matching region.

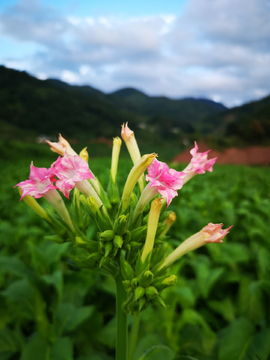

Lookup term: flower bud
[99,230,115,241]
[130,241,141,249]
[155,275,178,291]
[79,147,89,162]
[111,137,122,183]
[75,237,99,251]
[122,280,131,289]
[104,242,113,257]
[139,270,154,287]
[145,286,159,300]
[141,198,164,263]
[161,212,176,236]
[121,153,157,211]
[134,286,145,301]
[131,278,139,288]
[121,123,144,193]
[87,252,103,261]
[113,214,129,235]
[113,235,123,249]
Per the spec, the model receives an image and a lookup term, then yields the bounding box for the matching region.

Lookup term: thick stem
[115,272,128,360]
[128,314,140,360]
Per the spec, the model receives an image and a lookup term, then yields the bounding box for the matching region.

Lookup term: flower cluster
[15,125,232,314]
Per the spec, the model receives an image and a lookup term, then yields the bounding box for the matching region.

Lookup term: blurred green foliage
[0,142,270,360]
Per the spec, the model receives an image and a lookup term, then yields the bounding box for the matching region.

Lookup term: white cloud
[61,69,79,83]
[0,0,270,107]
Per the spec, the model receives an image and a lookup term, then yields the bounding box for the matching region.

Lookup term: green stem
[128,314,140,360]
[45,344,51,360]
[115,272,128,360]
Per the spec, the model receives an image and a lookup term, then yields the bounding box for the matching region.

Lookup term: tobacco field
[0,141,270,360]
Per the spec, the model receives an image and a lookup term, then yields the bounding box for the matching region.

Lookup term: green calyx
[121,269,177,314]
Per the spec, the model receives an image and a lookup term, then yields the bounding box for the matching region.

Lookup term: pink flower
[201,222,233,242]
[52,152,95,198]
[121,122,134,141]
[15,162,56,200]
[146,158,186,206]
[46,134,77,156]
[159,223,233,270]
[183,142,217,183]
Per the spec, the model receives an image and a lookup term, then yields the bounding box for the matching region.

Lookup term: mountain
[0,65,228,141]
[199,95,270,144]
[108,88,227,128]
[0,66,138,140]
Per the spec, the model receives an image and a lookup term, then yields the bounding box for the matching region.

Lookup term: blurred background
[0,0,270,359]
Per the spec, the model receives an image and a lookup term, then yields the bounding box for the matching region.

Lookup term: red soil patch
[172,142,270,166]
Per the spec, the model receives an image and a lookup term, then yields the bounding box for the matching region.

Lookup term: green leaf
[0,256,30,277]
[50,337,73,360]
[20,335,73,360]
[218,317,255,360]
[138,345,175,360]
[238,328,270,360]
[174,287,196,308]
[208,297,235,322]
[41,270,63,301]
[1,279,35,319]
[20,335,47,360]
[0,328,24,353]
[55,303,94,336]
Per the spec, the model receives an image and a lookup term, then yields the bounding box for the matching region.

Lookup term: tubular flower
[15,163,75,232]
[121,153,157,211]
[146,158,186,206]
[182,142,217,184]
[141,198,165,263]
[121,123,145,193]
[46,134,77,156]
[15,162,56,200]
[159,223,233,270]
[52,152,95,199]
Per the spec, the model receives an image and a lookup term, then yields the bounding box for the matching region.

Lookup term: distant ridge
[0,65,269,146]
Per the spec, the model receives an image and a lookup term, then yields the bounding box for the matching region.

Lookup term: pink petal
[51,152,95,196]
[186,142,217,175]
[146,158,185,205]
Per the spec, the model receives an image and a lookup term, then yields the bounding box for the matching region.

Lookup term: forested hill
[198,95,270,144]
[0,65,227,140]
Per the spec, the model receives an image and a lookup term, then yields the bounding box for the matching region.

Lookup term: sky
[0,0,270,107]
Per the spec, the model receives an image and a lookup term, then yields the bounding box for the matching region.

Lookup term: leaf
[55,303,94,336]
[41,270,63,301]
[50,337,73,360]
[239,328,270,360]
[20,334,73,360]
[208,298,235,322]
[1,279,35,319]
[0,328,24,353]
[218,317,255,360]
[138,345,175,360]
[0,256,30,278]
[174,287,196,308]
[20,334,47,360]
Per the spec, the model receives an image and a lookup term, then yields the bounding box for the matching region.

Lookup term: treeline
[1,65,270,146]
